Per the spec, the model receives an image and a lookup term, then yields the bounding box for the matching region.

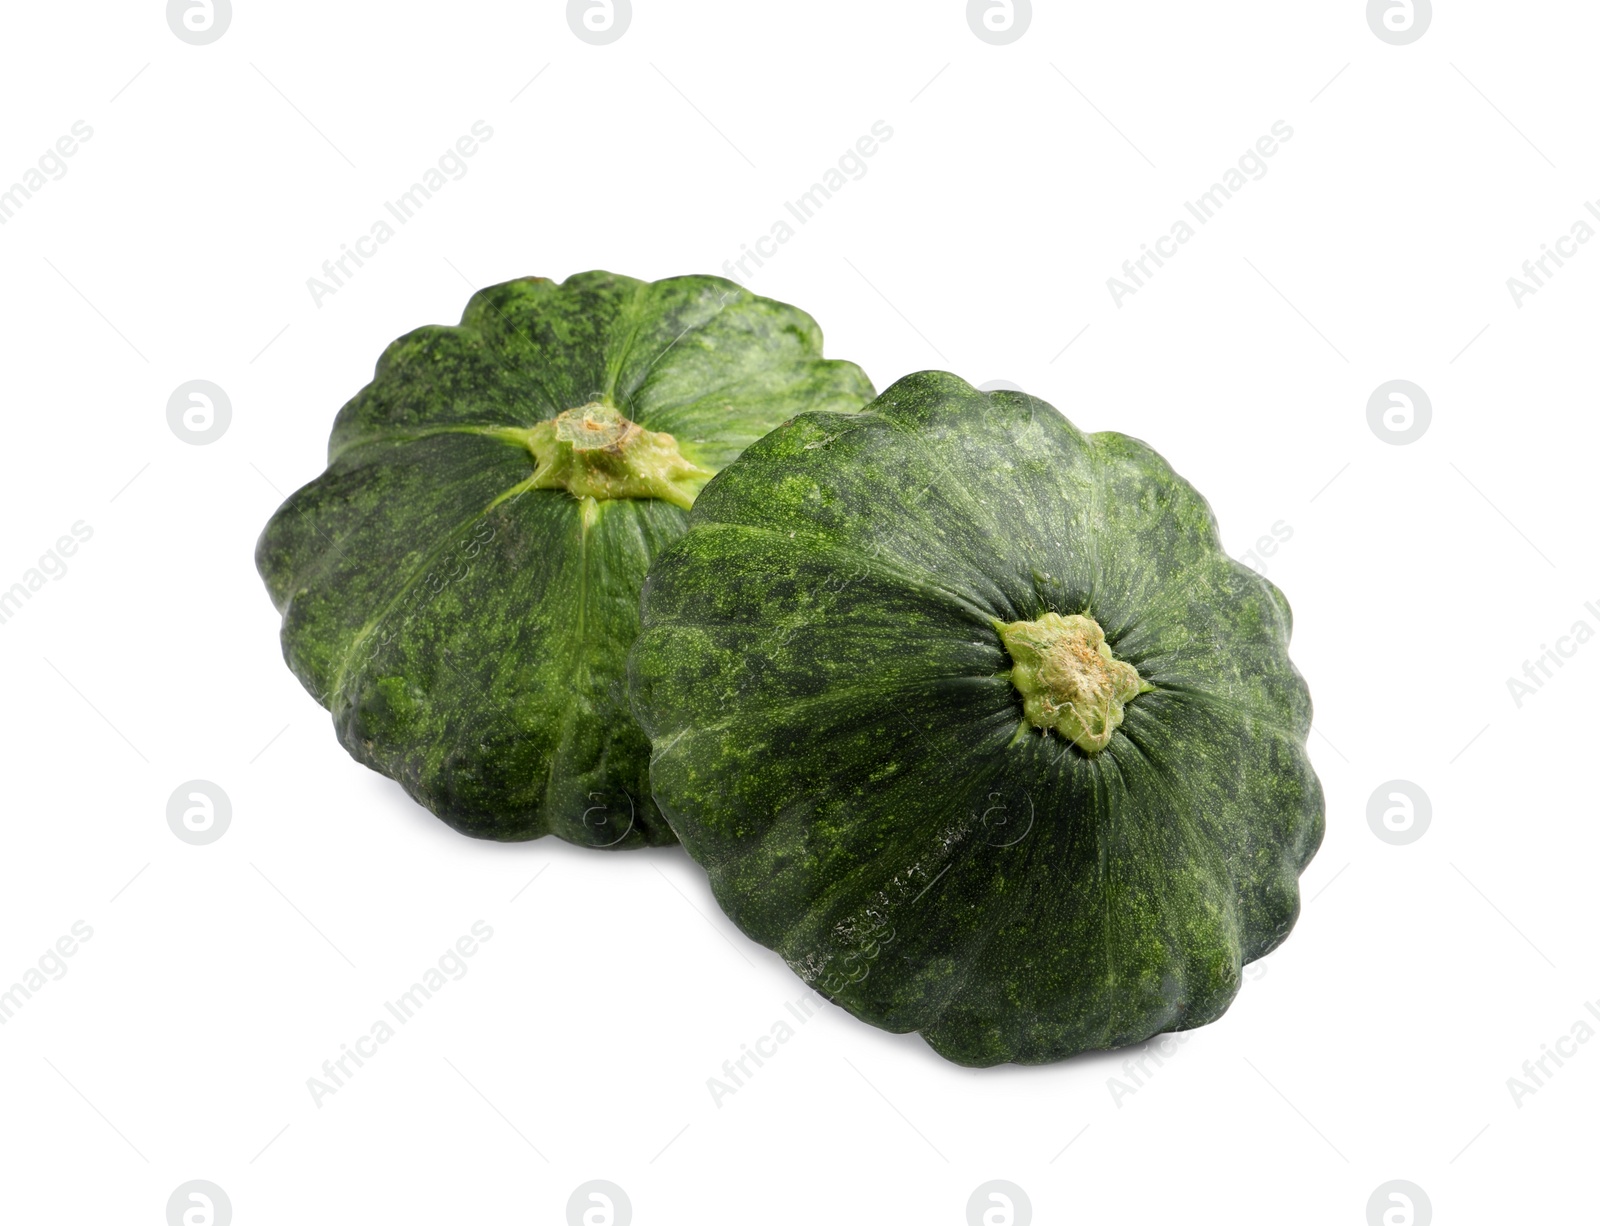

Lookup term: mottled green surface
[629,371,1324,1063]
[257,271,873,846]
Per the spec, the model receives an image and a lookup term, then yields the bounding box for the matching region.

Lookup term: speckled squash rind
[256,271,873,847]
[628,371,1324,1063]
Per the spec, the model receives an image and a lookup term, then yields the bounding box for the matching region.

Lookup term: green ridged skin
[628,371,1324,1064]
[256,271,873,847]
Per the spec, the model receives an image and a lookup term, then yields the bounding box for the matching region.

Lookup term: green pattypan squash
[257,271,873,847]
[629,371,1324,1063]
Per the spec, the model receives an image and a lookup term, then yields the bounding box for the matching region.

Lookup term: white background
[0,2,1594,1223]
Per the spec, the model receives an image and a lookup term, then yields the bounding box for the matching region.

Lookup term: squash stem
[996,612,1151,753]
